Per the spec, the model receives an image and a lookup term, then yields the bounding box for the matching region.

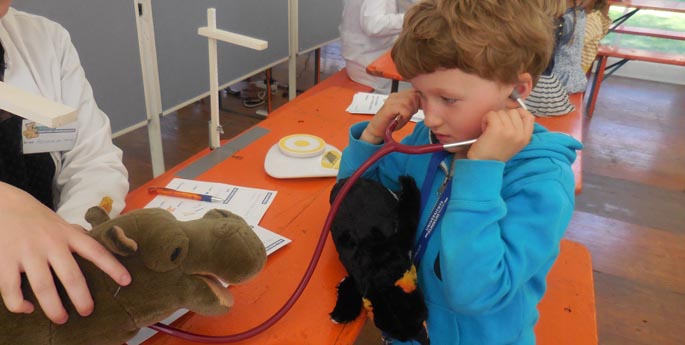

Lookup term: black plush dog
[329,176,429,344]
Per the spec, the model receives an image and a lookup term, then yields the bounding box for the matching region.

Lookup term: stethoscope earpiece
[510,89,528,111]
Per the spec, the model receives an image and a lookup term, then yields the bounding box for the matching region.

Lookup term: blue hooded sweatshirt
[338,121,582,345]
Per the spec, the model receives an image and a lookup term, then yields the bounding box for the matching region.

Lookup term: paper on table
[251,224,291,256]
[145,178,275,225]
[143,178,290,255]
[346,92,424,122]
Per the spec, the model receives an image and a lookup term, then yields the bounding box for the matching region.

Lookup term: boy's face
[410,68,515,153]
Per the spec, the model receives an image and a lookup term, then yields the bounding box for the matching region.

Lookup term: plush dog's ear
[397,176,421,248]
[85,206,111,228]
[330,178,350,204]
[100,226,138,257]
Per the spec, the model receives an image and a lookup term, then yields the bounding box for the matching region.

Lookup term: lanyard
[413,151,452,266]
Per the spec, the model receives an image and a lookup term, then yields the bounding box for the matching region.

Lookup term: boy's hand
[467,108,535,162]
[361,89,420,144]
[0,183,131,324]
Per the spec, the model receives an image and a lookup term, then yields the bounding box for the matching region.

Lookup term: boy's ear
[507,73,534,108]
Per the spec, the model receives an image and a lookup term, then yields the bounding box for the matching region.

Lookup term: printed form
[143,177,290,256]
[346,92,425,122]
[145,177,274,224]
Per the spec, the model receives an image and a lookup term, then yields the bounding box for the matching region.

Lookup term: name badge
[22,119,78,154]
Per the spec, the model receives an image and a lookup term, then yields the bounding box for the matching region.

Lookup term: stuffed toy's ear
[85,206,112,228]
[397,176,420,212]
[100,225,138,257]
[330,178,349,204]
[202,209,243,221]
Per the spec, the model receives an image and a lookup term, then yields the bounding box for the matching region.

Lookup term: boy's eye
[441,96,457,104]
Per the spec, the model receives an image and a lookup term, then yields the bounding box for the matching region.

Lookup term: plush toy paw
[366,284,428,343]
[414,325,430,345]
[330,276,363,323]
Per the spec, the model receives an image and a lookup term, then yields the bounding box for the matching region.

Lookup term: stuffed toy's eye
[170,247,183,263]
[142,233,189,272]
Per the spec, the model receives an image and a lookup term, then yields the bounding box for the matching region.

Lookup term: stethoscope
[145,93,527,343]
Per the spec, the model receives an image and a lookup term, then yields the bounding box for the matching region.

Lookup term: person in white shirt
[339,0,406,92]
[0,1,131,325]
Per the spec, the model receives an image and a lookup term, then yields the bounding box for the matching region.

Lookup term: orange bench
[535,93,584,195]
[536,239,598,345]
[586,44,685,116]
[612,25,685,40]
[608,0,685,14]
[587,0,685,116]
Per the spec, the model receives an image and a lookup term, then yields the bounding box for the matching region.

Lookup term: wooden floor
[569,77,685,345]
[113,48,685,344]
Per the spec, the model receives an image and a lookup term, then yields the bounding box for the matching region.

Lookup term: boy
[337,0,582,344]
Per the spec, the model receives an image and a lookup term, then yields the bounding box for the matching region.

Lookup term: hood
[510,124,582,166]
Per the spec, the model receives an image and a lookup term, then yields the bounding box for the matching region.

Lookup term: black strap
[0,41,57,210]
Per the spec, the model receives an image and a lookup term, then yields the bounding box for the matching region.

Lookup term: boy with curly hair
[337,0,582,343]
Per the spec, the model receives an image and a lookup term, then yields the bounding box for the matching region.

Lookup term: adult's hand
[0,182,131,324]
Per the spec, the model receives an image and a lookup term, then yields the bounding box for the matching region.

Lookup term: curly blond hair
[392,0,555,84]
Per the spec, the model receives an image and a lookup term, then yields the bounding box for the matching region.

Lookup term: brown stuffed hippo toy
[0,206,267,345]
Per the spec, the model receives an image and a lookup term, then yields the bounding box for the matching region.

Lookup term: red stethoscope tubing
[147,118,475,343]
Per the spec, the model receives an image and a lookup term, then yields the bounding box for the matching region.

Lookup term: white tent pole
[200,8,268,150]
[134,0,165,176]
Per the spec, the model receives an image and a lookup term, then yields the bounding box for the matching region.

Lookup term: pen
[148,187,224,203]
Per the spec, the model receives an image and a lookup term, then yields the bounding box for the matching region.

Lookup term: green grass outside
[602,3,685,54]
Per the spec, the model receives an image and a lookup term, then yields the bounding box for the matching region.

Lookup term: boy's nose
[421,105,441,128]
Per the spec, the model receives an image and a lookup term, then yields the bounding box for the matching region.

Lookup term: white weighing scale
[264,134,342,179]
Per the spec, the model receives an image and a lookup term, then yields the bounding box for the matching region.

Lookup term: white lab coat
[0,8,129,228]
[339,0,405,91]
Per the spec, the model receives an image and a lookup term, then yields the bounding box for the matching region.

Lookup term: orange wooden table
[125,84,593,344]
[125,86,411,345]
